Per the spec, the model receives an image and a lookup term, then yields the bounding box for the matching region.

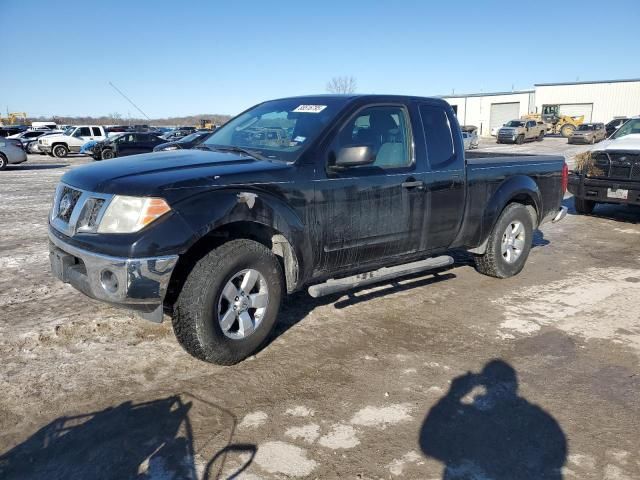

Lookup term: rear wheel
[474,203,534,279]
[172,239,284,365]
[574,197,596,214]
[52,144,68,158]
[0,153,8,170]
[537,131,544,142]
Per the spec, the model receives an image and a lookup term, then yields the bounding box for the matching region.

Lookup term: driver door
[314,104,427,274]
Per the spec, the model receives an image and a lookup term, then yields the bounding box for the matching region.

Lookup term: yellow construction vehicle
[198,119,217,130]
[523,104,584,138]
[0,112,28,126]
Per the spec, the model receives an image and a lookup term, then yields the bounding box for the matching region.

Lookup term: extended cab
[569,117,640,213]
[48,95,568,364]
[497,119,545,144]
[39,125,108,157]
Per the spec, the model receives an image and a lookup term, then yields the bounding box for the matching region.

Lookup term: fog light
[100,269,119,294]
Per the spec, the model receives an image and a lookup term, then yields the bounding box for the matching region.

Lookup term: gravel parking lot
[1,137,638,479]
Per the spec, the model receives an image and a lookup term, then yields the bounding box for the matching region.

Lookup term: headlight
[163,146,179,151]
[97,196,171,233]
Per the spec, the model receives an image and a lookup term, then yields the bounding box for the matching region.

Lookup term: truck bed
[453,153,565,250]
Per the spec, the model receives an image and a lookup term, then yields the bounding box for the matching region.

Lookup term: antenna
[108,81,150,120]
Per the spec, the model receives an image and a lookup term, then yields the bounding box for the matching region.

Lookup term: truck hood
[61,149,292,197]
[592,134,640,152]
[39,134,68,143]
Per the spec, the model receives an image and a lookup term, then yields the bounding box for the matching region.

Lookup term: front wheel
[0,153,8,171]
[560,124,575,138]
[516,134,524,145]
[172,239,284,364]
[101,149,115,160]
[537,132,544,142]
[52,144,68,158]
[574,197,596,214]
[474,203,534,279]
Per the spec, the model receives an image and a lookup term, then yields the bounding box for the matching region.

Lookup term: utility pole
[108,81,151,120]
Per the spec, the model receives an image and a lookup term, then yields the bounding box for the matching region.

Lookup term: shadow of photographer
[420,359,567,479]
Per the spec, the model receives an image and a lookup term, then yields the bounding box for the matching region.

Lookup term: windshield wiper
[198,145,267,161]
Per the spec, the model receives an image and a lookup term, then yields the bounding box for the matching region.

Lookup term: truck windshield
[610,118,640,139]
[202,98,345,162]
[577,124,595,131]
[505,121,524,127]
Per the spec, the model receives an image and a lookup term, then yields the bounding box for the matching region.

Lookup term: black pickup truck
[49,95,568,364]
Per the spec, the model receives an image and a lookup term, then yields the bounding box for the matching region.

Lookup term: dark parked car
[92,132,166,160]
[153,130,214,152]
[0,125,28,138]
[48,95,567,364]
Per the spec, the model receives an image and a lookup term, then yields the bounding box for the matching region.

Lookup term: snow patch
[253,441,317,477]
[285,423,320,444]
[387,450,423,476]
[318,424,359,449]
[350,403,413,429]
[285,405,314,417]
[238,411,268,429]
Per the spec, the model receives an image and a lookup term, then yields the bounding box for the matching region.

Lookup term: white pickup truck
[38,126,108,157]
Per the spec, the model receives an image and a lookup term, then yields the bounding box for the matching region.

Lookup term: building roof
[535,78,640,87]
[440,90,534,99]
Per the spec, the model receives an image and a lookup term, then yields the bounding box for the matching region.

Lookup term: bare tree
[326,76,357,94]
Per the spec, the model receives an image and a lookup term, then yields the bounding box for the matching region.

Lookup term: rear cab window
[419,104,457,170]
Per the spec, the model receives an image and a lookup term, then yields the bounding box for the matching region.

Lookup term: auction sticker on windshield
[292,105,327,113]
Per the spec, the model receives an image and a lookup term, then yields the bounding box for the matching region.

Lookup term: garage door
[490,102,520,132]
[559,104,593,122]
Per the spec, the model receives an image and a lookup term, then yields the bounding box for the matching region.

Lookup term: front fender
[174,188,311,285]
[482,175,542,239]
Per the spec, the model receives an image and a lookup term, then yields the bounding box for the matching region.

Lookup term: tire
[560,124,575,138]
[590,136,595,144]
[172,239,284,365]
[574,197,596,215]
[516,134,524,145]
[0,153,8,171]
[537,131,544,142]
[474,203,534,279]
[101,149,115,160]
[52,144,68,158]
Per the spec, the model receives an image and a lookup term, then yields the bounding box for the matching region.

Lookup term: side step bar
[307,255,454,298]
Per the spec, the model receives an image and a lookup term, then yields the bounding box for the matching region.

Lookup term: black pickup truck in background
[48,95,568,364]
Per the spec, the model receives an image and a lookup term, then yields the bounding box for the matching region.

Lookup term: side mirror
[334,145,375,168]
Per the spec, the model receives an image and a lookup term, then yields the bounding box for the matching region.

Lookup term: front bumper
[568,174,640,205]
[568,136,592,144]
[497,134,517,143]
[49,229,178,322]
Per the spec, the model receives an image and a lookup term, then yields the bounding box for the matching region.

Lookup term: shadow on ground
[563,196,640,224]
[7,163,69,170]
[0,394,255,480]
[420,359,567,479]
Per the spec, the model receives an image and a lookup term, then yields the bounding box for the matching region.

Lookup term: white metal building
[442,78,640,136]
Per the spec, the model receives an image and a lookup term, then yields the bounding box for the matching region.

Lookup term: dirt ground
[1,137,638,479]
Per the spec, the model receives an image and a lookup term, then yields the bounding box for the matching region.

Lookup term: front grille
[56,186,82,222]
[76,198,105,231]
[590,151,640,180]
[610,165,631,178]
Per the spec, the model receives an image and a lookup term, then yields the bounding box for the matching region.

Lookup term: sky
[2,0,639,118]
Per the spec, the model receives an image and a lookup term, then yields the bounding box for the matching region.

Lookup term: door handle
[402,180,425,190]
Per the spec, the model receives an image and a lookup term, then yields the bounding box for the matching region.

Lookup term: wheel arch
[469,176,541,254]
[165,189,310,308]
